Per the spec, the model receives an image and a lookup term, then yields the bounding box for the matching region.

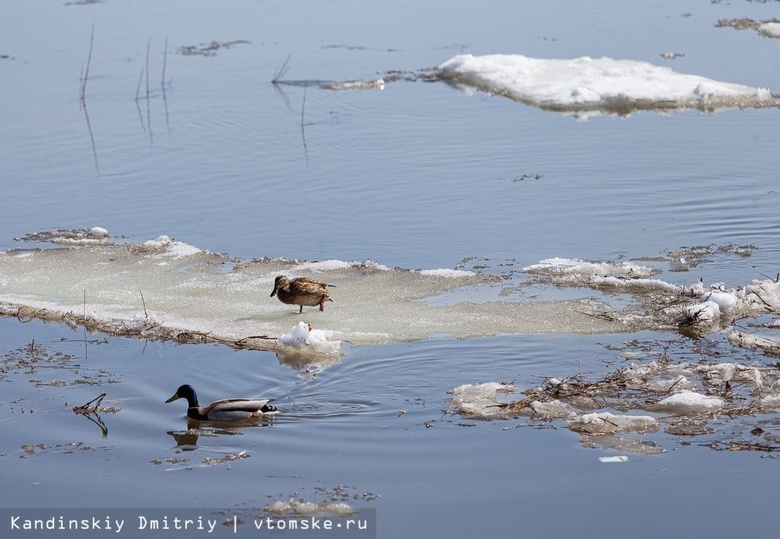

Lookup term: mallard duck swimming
[270,275,333,313]
[165,384,278,421]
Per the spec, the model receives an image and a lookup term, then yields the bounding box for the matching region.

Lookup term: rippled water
[2,0,780,537]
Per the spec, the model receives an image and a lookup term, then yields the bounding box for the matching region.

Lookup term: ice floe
[437,53,774,115]
[449,382,516,419]
[651,391,725,414]
[568,412,658,435]
[0,237,641,360]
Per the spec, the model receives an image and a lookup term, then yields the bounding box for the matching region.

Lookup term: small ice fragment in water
[531,400,575,419]
[598,455,629,463]
[89,227,109,238]
[568,412,658,434]
[652,391,724,414]
[450,382,515,418]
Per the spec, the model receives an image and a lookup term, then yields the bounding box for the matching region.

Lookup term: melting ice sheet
[437,54,774,115]
[0,237,630,352]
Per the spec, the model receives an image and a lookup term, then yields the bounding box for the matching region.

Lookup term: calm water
[1,0,779,537]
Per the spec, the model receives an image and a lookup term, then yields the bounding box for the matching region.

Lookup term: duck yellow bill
[165,393,180,403]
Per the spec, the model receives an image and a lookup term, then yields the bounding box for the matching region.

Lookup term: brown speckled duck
[270,275,333,313]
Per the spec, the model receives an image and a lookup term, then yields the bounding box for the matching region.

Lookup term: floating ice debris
[264,499,357,517]
[697,363,763,388]
[449,382,516,419]
[758,22,780,38]
[530,399,576,420]
[759,394,780,410]
[598,455,629,463]
[644,376,697,393]
[717,18,780,39]
[568,412,658,435]
[522,257,676,292]
[583,435,666,455]
[652,391,725,414]
[728,331,780,356]
[321,78,385,90]
[277,321,341,355]
[15,227,111,246]
[524,258,658,279]
[437,53,774,115]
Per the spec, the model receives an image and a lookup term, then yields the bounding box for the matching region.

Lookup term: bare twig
[161,36,168,87]
[140,290,148,318]
[80,23,95,101]
[272,54,291,84]
[73,392,106,414]
[145,37,151,102]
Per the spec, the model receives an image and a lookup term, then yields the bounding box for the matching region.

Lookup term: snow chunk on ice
[680,301,721,322]
[438,54,773,115]
[143,236,203,258]
[652,391,725,414]
[277,321,341,355]
[701,290,738,312]
[568,412,658,434]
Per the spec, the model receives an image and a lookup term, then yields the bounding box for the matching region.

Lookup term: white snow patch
[143,236,203,258]
[418,268,476,278]
[293,260,353,272]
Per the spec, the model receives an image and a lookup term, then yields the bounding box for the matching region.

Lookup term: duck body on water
[165,384,278,421]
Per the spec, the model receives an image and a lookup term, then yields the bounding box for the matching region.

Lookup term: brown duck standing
[270,275,333,313]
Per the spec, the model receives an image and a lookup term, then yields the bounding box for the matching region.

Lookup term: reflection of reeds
[161,37,170,129]
[300,85,309,167]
